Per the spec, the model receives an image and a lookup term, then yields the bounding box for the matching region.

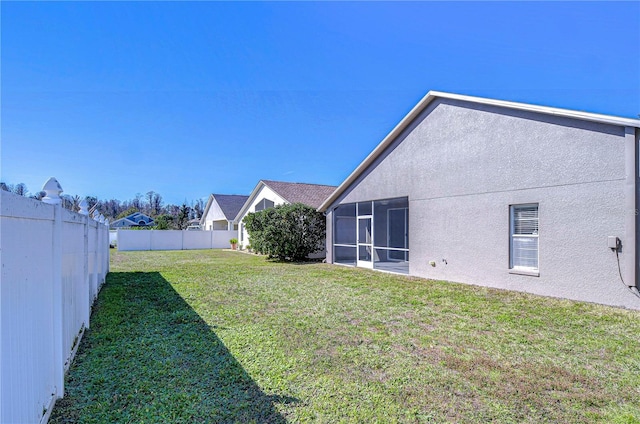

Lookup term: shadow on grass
[50,272,296,423]
[265,258,324,265]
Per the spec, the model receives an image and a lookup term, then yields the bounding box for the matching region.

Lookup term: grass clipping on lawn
[50,250,640,423]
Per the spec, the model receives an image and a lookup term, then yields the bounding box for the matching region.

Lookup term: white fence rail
[1,178,110,424]
[117,229,236,251]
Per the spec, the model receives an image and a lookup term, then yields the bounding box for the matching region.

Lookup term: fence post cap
[42,177,63,204]
[99,214,105,224]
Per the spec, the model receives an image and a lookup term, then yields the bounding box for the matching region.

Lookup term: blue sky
[2,1,639,206]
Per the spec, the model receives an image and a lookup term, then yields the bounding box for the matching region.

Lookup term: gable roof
[318,90,640,212]
[235,180,338,221]
[111,212,154,228]
[261,180,337,209]
[200,193,250,225]
[213,194,250,220]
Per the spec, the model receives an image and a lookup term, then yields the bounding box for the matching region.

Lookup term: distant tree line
[0,182,206,230]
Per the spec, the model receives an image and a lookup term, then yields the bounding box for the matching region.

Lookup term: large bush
[242,202,326,261]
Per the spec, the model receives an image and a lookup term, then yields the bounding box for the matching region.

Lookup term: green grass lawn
[50,250,640,423]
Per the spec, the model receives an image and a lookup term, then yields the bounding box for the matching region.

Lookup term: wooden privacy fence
[1,178,110,424]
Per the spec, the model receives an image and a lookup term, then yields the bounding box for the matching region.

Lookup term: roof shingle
[261,180,337,209]
[212,194,250,220]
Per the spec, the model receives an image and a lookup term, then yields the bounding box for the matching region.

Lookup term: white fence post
[105,219,110,273]
[100,215,106,288]
[79,199,91,328]
[92,211,99,299]
[41,177,65,399]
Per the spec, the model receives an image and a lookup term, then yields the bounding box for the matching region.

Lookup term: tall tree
[145,191,155,215]
[132,193,142,210]
[85,196,98,212]
[193,198,205,219]
[61,195,74,211]
[101,198,123,219]
[12,183,28,196]
[71,195,81,212]
[152,192,163,216]
[177,203,191,229]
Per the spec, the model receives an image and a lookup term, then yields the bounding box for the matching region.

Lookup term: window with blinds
[255,198,275,212]
[510,204,539,271]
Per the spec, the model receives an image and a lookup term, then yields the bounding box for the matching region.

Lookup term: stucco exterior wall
[327,99,640,309]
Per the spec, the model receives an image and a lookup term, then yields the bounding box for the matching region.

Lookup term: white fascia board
[232,180,267,223]
[259,181,290,205]
[433,91,640,128]
[318,90,640,212]
[318,91,434,212]
[199,194,214,226]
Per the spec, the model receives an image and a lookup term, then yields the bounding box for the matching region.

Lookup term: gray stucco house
[318,91,640,309]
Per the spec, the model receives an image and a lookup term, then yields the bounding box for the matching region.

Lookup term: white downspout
[624,126,637,289]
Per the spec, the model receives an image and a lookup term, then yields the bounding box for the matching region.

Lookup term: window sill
[509,269,539,277]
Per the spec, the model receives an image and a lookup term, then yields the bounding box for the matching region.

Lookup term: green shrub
[242,203,325,261]
[153,214,174,230]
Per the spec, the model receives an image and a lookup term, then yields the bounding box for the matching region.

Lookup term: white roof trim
[199,194,215,226]
[233,181,269,223]
[233,180,296,222]
[318,90,640,212]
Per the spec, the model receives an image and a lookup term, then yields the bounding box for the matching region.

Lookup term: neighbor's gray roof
[213,194,250,220]
[262,180,337,209]
[110,212,154,228]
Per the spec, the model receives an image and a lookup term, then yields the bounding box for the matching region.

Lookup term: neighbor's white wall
[1,190,109,424]
[203,198,230,230]
[237,185,287,247]
[117,230,236,251]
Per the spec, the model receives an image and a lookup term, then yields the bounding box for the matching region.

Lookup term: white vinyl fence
[117,229,236,251]
[1,178,110,424]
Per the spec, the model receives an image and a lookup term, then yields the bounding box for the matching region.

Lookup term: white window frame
[509,203,539,275]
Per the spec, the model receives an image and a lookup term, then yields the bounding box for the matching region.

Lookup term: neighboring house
[318,91,640,309]
[235,180,337,249]
[110,212,155,229]
[186,218,202,230]
[200,194,250,231]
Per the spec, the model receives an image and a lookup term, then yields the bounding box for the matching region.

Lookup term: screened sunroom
[333,197,409,274]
